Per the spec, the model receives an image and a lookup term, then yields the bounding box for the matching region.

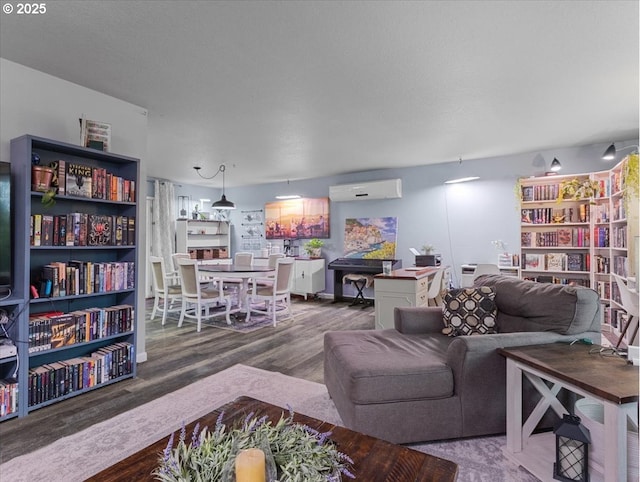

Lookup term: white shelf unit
[175,219,231,263]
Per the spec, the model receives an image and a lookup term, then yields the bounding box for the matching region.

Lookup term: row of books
[521,180,610,202]
[28,342,134,407]
[521,205,589,224]
[603,306,629,332]
[522,252,590,272]
[35,260,135,298]
[611,226,627,249]
[0,378,18,417]
[612,256,629,278]
[596,280,611,300]
[31,213,135,247]
[593,255,610,274]
[522,276,590,287]
[593,227,609,248]
[49,159,135,202]
[28,305,134,353]
[612,198,626,221]
[591,203,610,224]
[521,228,590,248]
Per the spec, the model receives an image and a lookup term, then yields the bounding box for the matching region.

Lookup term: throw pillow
[442,286,498,336]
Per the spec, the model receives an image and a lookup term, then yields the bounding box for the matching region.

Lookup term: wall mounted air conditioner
[329,179,402,202]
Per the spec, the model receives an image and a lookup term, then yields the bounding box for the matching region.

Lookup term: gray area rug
[0,364,539,482]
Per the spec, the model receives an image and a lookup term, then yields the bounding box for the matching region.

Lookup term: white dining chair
[246,257,295,327]
[426,267,445,306]
[149,256,183,325]
[176,258,233,332]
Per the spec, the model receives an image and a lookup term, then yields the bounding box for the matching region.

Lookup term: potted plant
[303,238,324,257]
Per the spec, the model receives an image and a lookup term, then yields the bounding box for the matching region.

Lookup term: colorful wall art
[343,217,398,259]
[265,197,330,239]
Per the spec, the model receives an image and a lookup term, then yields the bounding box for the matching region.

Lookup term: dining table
[198,264,275,314]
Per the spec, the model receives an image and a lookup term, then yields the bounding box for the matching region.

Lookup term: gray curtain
[153,180,176,267]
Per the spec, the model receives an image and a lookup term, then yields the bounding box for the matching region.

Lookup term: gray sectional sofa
[324,275,602,444]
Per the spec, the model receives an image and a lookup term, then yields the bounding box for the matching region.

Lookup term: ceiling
[1,1,638,188]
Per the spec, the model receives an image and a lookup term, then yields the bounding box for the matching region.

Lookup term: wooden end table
[499,343,639,482]
[86,396,459,481]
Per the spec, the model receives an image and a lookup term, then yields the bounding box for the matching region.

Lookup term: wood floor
[0,296,375,463]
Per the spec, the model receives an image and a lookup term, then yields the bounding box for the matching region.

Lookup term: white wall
[0,59,150,362]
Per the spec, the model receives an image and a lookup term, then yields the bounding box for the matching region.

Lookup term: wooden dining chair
[176,258,233,332]
[246,257,295,326]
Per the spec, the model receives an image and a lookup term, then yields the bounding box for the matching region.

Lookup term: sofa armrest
[444,331,600,437]
[394,306,445,334]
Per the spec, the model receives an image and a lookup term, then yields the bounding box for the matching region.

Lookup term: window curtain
[153,180,176,266]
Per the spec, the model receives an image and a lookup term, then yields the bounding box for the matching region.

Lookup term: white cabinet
[176,219,230,261]
[292,258,325,299]
[374,274,431,330]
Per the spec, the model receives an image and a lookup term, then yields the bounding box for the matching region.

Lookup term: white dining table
[198,264,275,314]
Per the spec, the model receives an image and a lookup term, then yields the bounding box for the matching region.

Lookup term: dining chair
[612,274,639,348]
[176,258,233,332]
[257,253,285,287]
[473,263,501,280]
[149,255,183,325]
[426,267,445,306]
[246,257,295,326]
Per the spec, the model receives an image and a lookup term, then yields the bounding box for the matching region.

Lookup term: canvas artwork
[343,217,398,259]
[265,197,330,240]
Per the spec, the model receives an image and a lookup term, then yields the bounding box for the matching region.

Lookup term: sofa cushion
[473,274,601,334]
[442,286,498,336]
[324,330,454,404]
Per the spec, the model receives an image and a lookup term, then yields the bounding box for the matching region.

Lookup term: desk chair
[426,267,445,306]
[177,258,233,332]
[612,274,639,348]
[149,256,182,325]
[473,264,501,280]
[246,257,295,326]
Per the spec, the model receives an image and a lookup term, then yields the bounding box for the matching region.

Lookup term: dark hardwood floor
[0,296,375,463]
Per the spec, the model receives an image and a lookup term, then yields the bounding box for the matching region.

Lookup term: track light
[602,143,639,161]
[193,164,236,210]
[443,157,480,184]
[550,158,562,172]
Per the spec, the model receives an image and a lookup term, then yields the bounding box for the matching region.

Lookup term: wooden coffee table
[86,396,458,481]
[499,343,639,482]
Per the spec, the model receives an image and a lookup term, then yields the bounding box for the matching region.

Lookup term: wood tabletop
[86,396,459,482]
[375,266,441,280]
[499,343,639,404]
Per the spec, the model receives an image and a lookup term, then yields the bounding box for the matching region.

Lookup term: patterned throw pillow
[442,286,498,336]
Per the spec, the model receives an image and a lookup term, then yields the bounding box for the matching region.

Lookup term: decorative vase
[31,166,54,192]
[308,248,321,258]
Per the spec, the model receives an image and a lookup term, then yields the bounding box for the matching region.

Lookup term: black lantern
[553,413,591,482]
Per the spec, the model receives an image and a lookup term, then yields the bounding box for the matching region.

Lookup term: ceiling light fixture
[602,143,639,161]
[275,180,301,200]
[444,158,480,184]
[550,158,562,172]
[193,164,236,210]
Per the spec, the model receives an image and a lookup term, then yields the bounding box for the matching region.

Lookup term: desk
[499,343,639,482]
[373,267,440,330]
[199,264,275,313]
[87,396,459,482]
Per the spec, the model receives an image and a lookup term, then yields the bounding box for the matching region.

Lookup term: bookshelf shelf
[519,155,638,347]
[8,134,140,419]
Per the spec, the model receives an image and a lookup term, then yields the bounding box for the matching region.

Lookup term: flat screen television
[0,161,11,295]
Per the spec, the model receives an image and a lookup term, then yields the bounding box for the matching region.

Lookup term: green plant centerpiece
[154,409,355,482]
[303,238,324,257]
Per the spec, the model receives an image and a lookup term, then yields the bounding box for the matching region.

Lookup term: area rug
[0,364,539,482]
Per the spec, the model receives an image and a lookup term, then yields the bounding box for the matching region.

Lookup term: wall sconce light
[194,164,236,210]
[553,413,591,482]
[602,143,639,161]
[550,158,562,172]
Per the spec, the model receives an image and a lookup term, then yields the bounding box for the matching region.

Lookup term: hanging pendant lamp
[194,164,236,210]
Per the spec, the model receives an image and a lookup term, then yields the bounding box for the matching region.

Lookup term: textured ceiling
[1,1,638,188]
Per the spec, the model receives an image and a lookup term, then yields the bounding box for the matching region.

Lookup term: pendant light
[550,158,562,172]
[194,164,236,210]
[602,143,639,161]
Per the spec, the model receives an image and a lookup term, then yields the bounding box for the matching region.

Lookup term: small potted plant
[303,238,324,257]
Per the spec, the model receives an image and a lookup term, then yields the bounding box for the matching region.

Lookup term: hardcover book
[556,228,573,247]
[48,159,66,195]
[545,253,566,272]
[87,214,113,246]
[66,163,93,198]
